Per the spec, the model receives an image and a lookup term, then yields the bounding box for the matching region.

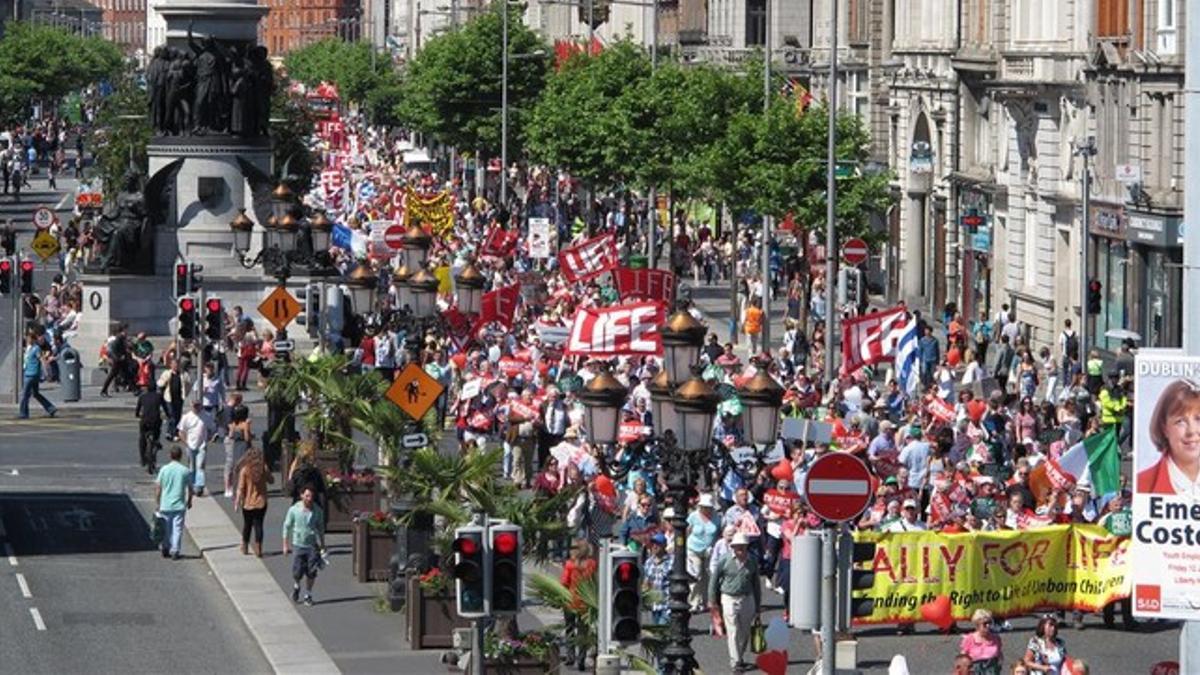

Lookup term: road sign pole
[11,251,20,405]
[196,287,205,405]
[820,528,836,675]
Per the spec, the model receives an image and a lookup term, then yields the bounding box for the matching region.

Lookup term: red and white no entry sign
[841,237,869,266]
[383,225,406,250]
[803,453,872,522]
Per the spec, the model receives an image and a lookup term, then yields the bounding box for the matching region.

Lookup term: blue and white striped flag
[894,316,920,396]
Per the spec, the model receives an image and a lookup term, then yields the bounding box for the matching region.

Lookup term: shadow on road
[0,492,154,556]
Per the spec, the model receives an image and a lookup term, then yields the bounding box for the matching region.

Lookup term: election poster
[1131,353,1200,620]
[528,217,554,258]
[852,525,1129,624]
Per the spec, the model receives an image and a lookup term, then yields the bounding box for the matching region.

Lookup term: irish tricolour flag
[1044,428,1121,496]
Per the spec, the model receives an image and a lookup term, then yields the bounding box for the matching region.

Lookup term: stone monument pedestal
[149,137,272,278]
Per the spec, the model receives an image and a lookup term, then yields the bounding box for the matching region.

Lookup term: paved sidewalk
[188,495,339,674]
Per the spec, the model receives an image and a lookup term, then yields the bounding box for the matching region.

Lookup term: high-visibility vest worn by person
[1098,387,1128,426]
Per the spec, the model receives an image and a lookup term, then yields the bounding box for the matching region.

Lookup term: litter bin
[60,347,81,402]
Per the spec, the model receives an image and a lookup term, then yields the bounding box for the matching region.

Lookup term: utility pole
[760,0,772,353]
[647,2,657,269]
[1074,138,1095,359]
[820,528,836,675]
[500,0,509,207]
[1180,3,1200,668]
[823,0,839,383]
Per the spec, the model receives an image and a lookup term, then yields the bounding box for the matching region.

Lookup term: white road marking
[16,573,30,598]
[5,542,16,566]
[29,607,45,631]
[54,191,72,210]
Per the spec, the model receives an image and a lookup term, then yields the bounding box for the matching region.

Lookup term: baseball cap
[902,498,918,509]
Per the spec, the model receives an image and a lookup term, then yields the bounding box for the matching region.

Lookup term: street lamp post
[580,307,759,674]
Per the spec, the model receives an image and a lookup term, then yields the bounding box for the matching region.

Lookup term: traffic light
[189,262,204,291]
[452,526,488,618]
[0,258,10,295]
[848,541,877,618]
[175,263,189,298]
[18,259,33,294]
[608,547,641,644]
[296,283,322,338]
[178,297,197,339]
[204,298,224,341]
[489,524,523,615]
[1087,279,1102,315]
[578,0,609,29]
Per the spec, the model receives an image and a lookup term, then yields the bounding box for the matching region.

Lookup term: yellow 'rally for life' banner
[852,525,1130,624]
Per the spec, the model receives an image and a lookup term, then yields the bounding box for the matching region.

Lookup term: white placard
[528,217,553,259]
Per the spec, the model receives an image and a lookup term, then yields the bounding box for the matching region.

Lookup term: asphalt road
[0,409,270,674]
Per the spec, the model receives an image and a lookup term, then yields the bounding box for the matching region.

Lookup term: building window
[745,0,766,47]
[1023,203,1037,289]
[1096,0,1129,37]
[1157,0,1177,53]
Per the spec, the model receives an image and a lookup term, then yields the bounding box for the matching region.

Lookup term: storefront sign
[1127,214,1182,248]
[1090,205,1127,238]
[970,228,992,253]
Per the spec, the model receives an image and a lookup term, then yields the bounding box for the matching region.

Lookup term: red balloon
[593,475,616,498]
[919,594,954,632]
[771,461,793,482]
[755,650,788,675]
[451,353,467,370]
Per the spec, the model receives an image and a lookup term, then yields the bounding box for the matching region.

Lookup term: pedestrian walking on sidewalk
[18,331,57,419]
[709,532,761,672]
[155,446,193,560]
[235,447,272,557]
[178,400,214,496]
[283,485,326,606]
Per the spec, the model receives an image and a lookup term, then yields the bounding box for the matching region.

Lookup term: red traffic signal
[493,531,518,555]
[0,258,10,295]
[18,258,33,293]
[206,298,222,313]
[180,298,195,312]
[454,536,478,557]
[616,560,636,583]
[0,259,10,273]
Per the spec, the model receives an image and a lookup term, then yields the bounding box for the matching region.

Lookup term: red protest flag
[840,306,911,375]
[478,283,522,329]
[558,232,618,283]
[565,302,664,357]
[613,267,675,307]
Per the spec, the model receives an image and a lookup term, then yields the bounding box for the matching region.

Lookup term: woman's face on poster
[1163,401,1200,465]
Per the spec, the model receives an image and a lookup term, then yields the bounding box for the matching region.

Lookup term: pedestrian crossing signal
[0,259,11,295]
[204,298,223,341]
[452,526,487,618]
[19,259,33,294]
[490,525,522,615]
[609,548,641,643]
[849,541,876,617]
[178,298,197,339]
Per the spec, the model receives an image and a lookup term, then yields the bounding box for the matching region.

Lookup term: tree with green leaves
[0,22,123,123]
[395,0,548,158]
[271,81,317,190]
[89,72,150,197]
[524,40,652,193]
[697,98,891,243]
[283,39,395,104]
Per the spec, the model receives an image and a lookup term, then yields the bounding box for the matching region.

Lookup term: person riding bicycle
[136,382,168,474]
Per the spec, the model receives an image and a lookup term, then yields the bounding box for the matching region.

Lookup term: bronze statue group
[146,26,274,138]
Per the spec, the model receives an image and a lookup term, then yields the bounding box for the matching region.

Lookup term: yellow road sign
[31,230,60,261]
[386,363,444,421]
[258,286,302,332]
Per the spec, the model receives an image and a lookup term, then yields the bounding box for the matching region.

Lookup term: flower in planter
[484,629,557,665]
[417,567,451,595]
[354,510,400,533]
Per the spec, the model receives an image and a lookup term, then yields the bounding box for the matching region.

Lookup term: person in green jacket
[1097,374,1129,439]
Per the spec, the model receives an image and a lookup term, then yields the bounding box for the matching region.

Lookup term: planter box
[352,518,395,583]
[484,654,561,674]
[326,484,381,534]
[407,576,470,649]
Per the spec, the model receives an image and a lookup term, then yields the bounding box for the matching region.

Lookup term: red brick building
[261,0,361,55]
